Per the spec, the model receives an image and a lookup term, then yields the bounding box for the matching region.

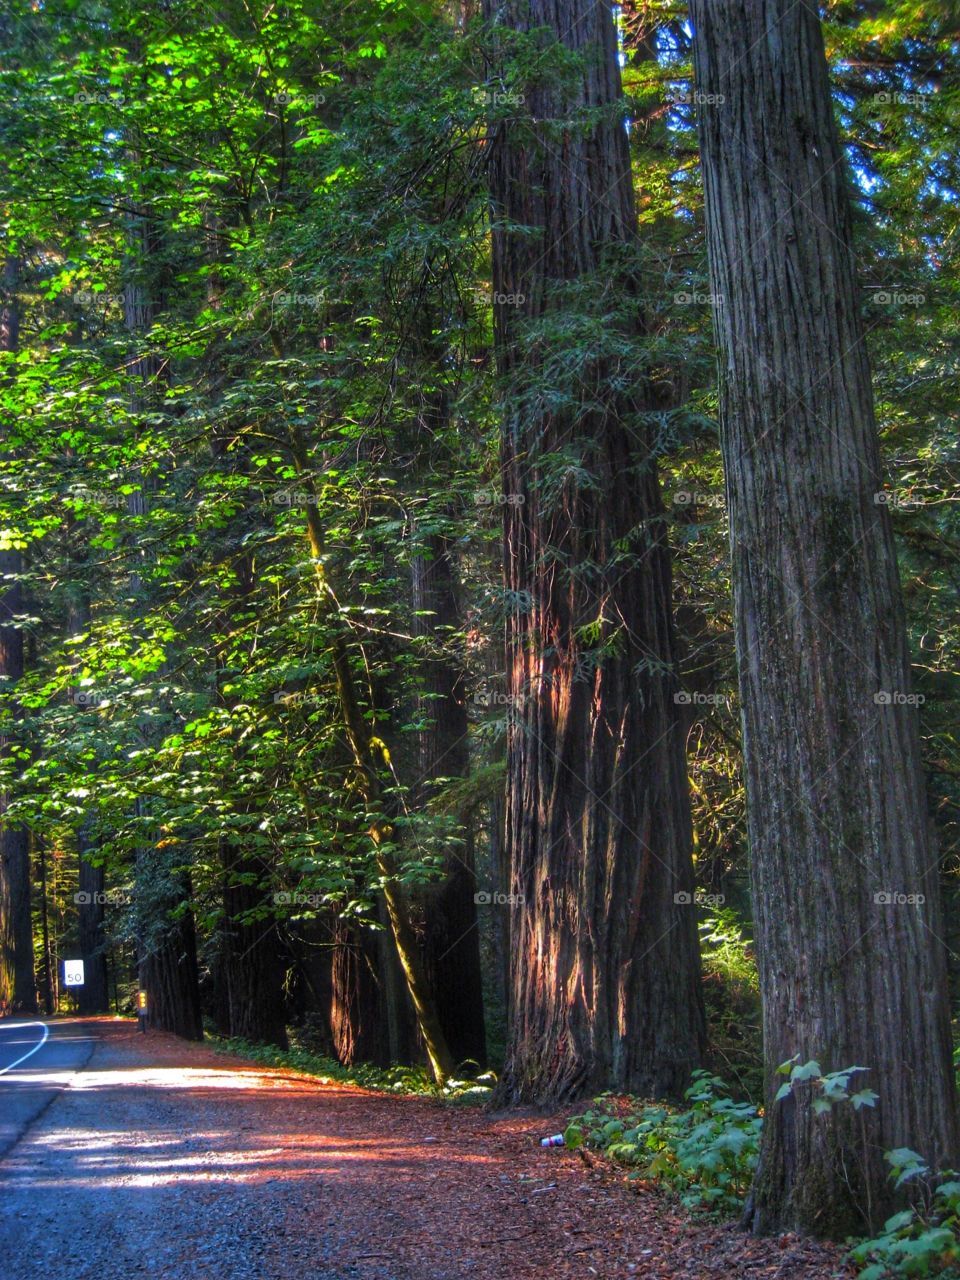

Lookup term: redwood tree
[690,0,960,1235]
[483,0,704,1102]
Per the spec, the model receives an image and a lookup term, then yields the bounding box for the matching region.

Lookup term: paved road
[0,1018,98,1160]
[0,1019,852,1280]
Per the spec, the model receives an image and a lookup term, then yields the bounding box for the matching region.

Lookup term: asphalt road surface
[0,1018,96,1161]
[0,1019,853,1280]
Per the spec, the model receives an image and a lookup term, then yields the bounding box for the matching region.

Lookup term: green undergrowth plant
[565,1070,761,1213]
[565,1057,960,1276]
[848,1150,960,1279]
[773,1056,878,1115]
[774,1060,960,1278]
[212,1034,496,1103]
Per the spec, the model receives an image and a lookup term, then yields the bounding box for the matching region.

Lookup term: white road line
[0,1022,50,1076]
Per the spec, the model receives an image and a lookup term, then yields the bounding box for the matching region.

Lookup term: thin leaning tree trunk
[482,0,705,1103]
[690,0,959,1236]
[283,422,455,1085]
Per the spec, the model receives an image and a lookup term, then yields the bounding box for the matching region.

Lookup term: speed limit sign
[64,959,85,987]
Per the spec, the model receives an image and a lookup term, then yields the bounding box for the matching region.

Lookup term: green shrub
[849,1150,960,1278]
[213,1034,496,1103]
[565,1070,761,1212]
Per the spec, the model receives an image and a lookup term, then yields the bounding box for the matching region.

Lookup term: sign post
[137,989,148,1033]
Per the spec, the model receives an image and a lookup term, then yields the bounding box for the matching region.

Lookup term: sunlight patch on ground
[67,1066,302,1092]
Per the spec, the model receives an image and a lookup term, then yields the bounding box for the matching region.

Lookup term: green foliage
[698,909,762,1100]
[0,0,500,980]
[774,1057,879,1116]
[565,1071,761,1213]
[849,1151,960,1279]
[213,1034,496,1103]
[0,0,956,1158]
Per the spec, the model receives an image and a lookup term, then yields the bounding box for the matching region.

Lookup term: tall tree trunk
[37,834,54,1015]
[0,254,34,1014]
[330,916,390,1066]
[76,842,109,1014]
[67,588,109,1015]
[213,533,289,1049]
[483,0,704,1102]
[218,840,289,1046]
[411,527,486,1066]
[690,0,960,1236]
[140,869,204,1040]
[124,182,203,1039]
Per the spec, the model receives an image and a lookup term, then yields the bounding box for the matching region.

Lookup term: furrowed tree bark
[0,254,35,1014]
[218,826,288,1046]
[690,0,960,1236]
[330,915,390,1066]
[483,0,704,1101]
[140,877,203,1040]
[37,834,54,1015]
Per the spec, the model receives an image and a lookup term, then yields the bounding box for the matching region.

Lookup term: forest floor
[0,1018,855,1279]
